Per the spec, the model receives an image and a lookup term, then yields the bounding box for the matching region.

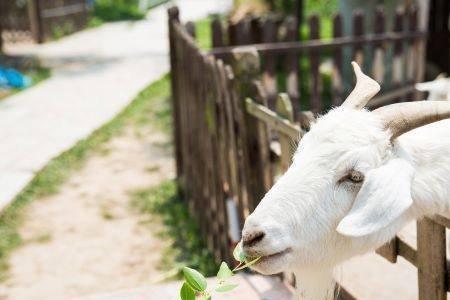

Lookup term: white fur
[241,106,450,300]
[415,77,450,101]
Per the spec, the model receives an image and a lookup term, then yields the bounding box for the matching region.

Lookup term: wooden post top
[231,47,260,79]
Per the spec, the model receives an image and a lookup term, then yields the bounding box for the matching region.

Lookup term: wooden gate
[0,0,88,46]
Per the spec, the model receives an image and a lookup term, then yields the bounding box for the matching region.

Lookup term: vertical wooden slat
[211,17,224,48]
[413,7,426,102]
[250,16,262,44]
[372,7,386,85]
[252,81,273,199]
[225,64,248,237]
[227,20,237,46]
[261,16,278,110]
[308,14,321,113]
[331,14,343,106]
[407,6,418,100]
[167,7,184,187]
[417,218,447,300]
[205,57,224,262]
[231,48,270,216]
[352,10,364,66]
[216,61,240,262]
[234,17,251,46]
[392,9,405,102]
[199,52,216,254]
[178,31,194,213]
[28,0,44,43]
[295,0,304,30]
[284,16,300,122]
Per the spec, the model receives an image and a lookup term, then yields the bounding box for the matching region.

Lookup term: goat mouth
[254,248,291,264]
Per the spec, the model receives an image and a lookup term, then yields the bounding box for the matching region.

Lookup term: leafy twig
[179,243,261,300]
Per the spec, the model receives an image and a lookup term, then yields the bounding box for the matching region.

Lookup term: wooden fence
[169,5,449,300]
[207,7,425,124]
[0,0,88,45]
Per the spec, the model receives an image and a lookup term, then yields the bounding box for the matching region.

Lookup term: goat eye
[348,170,364,183]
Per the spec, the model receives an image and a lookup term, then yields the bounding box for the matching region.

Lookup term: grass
[195,19,213,50]
[130,180,219,278]
[87,0,170,28]
[0,74,171,279]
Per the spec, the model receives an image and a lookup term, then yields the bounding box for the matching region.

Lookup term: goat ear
[336,159,414,237]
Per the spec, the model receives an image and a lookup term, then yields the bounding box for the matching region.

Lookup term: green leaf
[234,256,261,271]
[180,282,195,300]
[217,262,233,280]
[215,284,238,293]
[182,266,207,292]
[233,243,246,262]
[203,296,211,300]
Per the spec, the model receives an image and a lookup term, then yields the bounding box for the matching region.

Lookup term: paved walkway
[0,0,231,210]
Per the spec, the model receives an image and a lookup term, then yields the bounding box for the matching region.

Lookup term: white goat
[415,74,450,101]
[241,62,450,300]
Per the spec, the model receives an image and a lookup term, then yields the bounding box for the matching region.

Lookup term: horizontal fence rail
[207,31,427,56]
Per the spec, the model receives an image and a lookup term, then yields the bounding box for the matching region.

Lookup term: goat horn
[342,62,381,109]
[373,101,450,141]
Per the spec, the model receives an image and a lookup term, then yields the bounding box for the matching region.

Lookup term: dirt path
[0,125,174,300]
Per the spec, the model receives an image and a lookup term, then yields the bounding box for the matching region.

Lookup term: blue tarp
[0,66,32,90]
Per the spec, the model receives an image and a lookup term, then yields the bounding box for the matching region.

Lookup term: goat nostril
[242,231,265,247]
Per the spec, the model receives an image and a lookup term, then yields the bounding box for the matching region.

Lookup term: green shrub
[91,0,145,22]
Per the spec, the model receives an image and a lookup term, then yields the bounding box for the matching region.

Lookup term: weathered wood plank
[168,7,183,184]
[308,14,321,113]
[283,16,300,121]
[376,238,398,263]
[232,48,272,216]
[352,10,364,67]
[332,13,344,106]
[245,98,303,140]
[372,7,386,84]
[392,10,405,102]
[212,17,224,48]
[207,32,427,56]
[261,16,278,110]
[417,218,446,300]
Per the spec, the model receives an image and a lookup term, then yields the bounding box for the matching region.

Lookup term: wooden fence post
[352,11,364,67]
[231,47,271,213]
[372,7,386,85]
[417,218,446,300]
[167,7,184,188]
[261,16,278,110]
[332,14,343,106]
[28,0,44,43]
[392,9,405,102]
[283,16,300,122]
